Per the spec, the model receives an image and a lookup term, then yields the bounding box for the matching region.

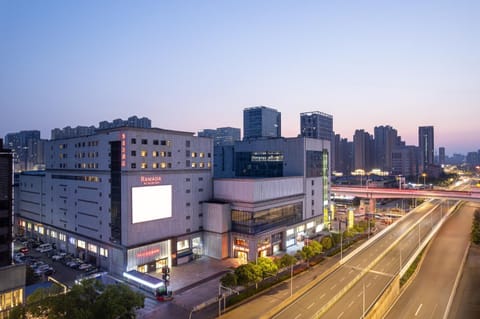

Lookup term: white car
[78,263,92,271]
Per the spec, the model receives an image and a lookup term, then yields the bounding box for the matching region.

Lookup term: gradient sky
[1,0,479,155]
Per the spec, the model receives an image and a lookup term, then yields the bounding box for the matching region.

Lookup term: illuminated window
[59,233,66,241]
[191,162,197,168]
[286,228,294,236]
[141,163,148,169]
[177,239,189,251]
[199,162,204,168]
[152,151,159,157]
[34,225,38,232]
[0,287,24,313]
[199,152,205,158]
[38,226,44,235]
[152,163,158,169]
[161,151,166,157]
[191,152,197,158]
[100,247,108,257]
[88,243,97,253]
[69,237,76,245]
[307,222,315,229]
[207,162,211,168]
[160,162,167,168]
[141,150,148,157]
[50,230,57,238]
[77,240,86,249]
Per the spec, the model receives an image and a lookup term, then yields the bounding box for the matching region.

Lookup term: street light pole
[290,263,293,297]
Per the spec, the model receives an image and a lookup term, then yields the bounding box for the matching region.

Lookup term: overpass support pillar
[369,198,376,214]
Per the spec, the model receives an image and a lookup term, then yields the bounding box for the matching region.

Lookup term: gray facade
[243,106,281,140]
[16,126,213,275]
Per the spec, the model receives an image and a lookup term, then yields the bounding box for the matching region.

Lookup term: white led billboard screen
[132,185,172,223]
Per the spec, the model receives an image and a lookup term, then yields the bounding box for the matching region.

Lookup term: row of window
[131,162,172,169]
[131,138,172,146]
[22,220,109,258]
[74,141,100,148]
[131,150,172,157]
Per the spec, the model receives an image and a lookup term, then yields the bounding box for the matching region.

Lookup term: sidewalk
[134,256,242,319]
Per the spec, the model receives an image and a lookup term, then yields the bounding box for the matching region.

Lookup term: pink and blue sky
[1,0,479,155]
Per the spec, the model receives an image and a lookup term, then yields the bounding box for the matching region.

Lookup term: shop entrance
[237,251,248,263]
[137,257,168,273]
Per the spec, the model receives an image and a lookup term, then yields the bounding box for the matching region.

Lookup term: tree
[10,279,144,319]
[93,283,145,319]
[472,209,480,244]
[256,257,278,279]
[234,263,262,286]
[220,272,238,288]
[321,236,333,251]
[277,254,297,269]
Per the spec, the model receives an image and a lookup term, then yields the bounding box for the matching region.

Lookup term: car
[78,263,93,271]
[66,260,80,268]
[51,254,64,261]
[34,266,54,277]
[19,247,29,254]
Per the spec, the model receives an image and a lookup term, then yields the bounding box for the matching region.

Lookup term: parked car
[19,247,29,254]
[78,263,93,271]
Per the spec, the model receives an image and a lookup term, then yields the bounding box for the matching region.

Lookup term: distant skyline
[1,1,479,155]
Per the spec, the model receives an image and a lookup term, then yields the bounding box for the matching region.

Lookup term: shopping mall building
[15,126,332,276]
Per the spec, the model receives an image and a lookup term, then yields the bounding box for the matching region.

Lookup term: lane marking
[415,304,423,316]
[366,282,372,288]
[337,311,344,319]
[294,314,302,319]
[330,284,337,290]
[307,302,315,310]
[319,293,326,299]
[348,300,354,308]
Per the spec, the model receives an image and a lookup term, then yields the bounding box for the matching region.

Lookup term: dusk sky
[1,1,479,155]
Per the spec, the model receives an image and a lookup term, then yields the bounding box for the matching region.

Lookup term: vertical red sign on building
[121,133,126,167]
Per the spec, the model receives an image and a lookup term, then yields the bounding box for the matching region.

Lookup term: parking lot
[13,238,101,288]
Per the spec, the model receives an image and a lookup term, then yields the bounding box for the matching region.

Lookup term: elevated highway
[331,185,480,202]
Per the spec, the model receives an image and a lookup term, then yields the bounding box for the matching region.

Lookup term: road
[272,199,450,319]
[385,202,478,319]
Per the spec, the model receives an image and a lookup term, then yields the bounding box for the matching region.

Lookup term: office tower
[0,138,25,318]
[353,129,374,172]
[0,139,13,266]
[300,111,333,140]
[243,106,281,140]
[391,145,421,177]
[300,111,334,170]
[439,147,446,166]
[334,134,353,175]
[4,130,44,172]
[198,127,241,146]
[418,126,434,169]
[374,125,403,173]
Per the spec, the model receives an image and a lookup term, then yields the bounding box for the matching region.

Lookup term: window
[177,239,189,251]
[131,150,136,156]
[199,152,205,158]
[131,163,136,169]
[100,247,108,257]
[88,243,98,253]
[131,138,137,144]
[50,230,57,239]
[141,163,148,169]
[186,160,190,167]
[191,162,197,168]
[160,162,167,168]
[59,233,66,241]
[141,150,147,157]
[153,163,158,169]
[141,139,148,145]
[78,240,86,248]
[186,150,190,157]
[152,151,159,157]
[186,216,191,220]
[186,140,191,147]
[191,152,197,157]
[153,140,159,145]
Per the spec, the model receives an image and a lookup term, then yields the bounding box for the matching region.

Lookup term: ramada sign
[140,176,162,185]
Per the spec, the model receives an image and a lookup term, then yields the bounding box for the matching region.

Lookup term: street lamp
[422,173,427,188]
